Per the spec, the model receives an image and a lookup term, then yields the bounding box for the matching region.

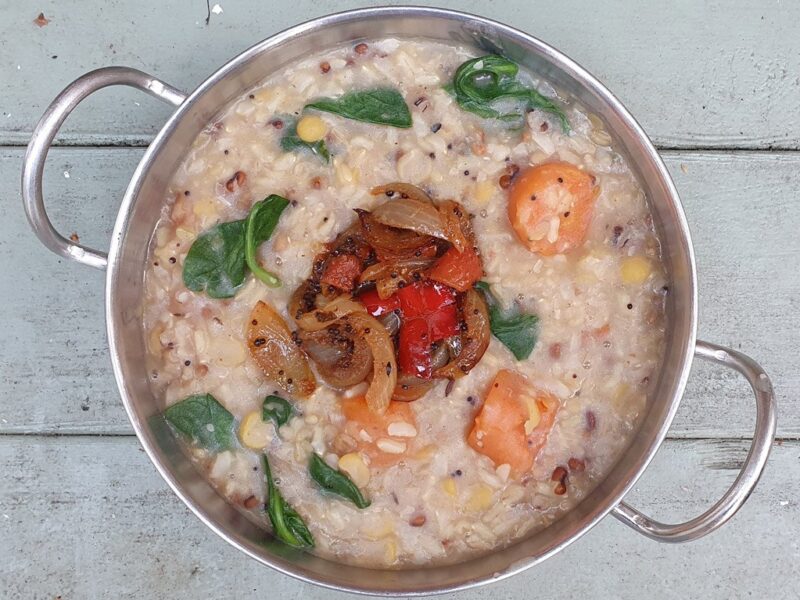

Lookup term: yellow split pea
[296,115,328,142]
[620,256,651,285]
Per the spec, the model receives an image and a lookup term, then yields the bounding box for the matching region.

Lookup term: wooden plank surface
[1,147,796,437]
[3,1,798,597]
[2,0,800,149]
[1,436,796,599]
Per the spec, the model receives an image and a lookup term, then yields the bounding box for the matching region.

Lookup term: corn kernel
[466,484,494,512]
[621,256,651,285]
[474,180,495,204]
[296,115,328,142]
[338,452,370,488]
[238,411,272,450]
[441,477,457,497]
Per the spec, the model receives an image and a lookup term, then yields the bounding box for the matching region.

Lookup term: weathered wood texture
[3,2,798,597]
[2,0,799,148]
[1,148,796,437]
[1,436,796,599]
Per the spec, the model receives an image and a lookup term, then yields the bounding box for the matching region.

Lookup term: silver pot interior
[107,8,696,594]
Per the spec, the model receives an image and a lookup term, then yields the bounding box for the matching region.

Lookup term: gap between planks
[4,140,800,153]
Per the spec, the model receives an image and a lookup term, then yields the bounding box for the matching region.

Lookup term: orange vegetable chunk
[508,161,598,256]
[341,396,417,468]
[428,245,483,292]
[468,369,558,476]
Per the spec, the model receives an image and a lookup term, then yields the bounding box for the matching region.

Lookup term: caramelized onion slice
[247,301,317,398]
[347,312,397,415]
[372,198,451,242]
[392,374,434,402]
[431,341,452,370]
[434,289,490,380]
[370,182,434,205]
[288,279,321,321]
[358,252,438,300]
[295,295,366,332]
[356,209,434,256]
[378,310,401,337]
[298,317,373,389]
[437,199,470,253]
[358,255,435,284]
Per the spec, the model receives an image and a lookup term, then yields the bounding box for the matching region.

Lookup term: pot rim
[105,5,698,595]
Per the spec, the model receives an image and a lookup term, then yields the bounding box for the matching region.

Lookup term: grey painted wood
[4,2,797,597]
[1,147,129,435]
[3,0,800,149]
[1,147,797,437]
[0,436,796,599]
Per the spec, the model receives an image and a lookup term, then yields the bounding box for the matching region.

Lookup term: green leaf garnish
[164,393,235,452]
[182,220,247,299]
[184,195,290,298]
[244,194,290,287]
[262,454,314,548]
[475,281,540,360]
[308,453,370,509]
[448,55,569,132]
[305,88,412,128]
[262,394,294,429]
[280,118,330,163]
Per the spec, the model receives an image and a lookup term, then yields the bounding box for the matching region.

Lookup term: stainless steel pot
[21,7,776,595]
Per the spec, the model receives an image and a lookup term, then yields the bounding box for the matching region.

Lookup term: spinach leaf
[308,453,370,509]
[475,281,539,360]
[244,195,290,287]
[262,394,294,429]
[305,88,412,128]
[164,393,235,452]
[280,118,330,163]
[182,219,247,299]
[262,454,314,548]
[185,195,289,297]
[448,55,569,132]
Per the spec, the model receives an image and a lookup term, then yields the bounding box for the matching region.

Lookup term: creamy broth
[143,38,667,567]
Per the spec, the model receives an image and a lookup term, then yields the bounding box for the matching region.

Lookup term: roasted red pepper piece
[396,281,456,318]
[428,302,459,341]
[428,246,483,292]
[398,318,432,378]
[358,288,400,317]
[360,281,460,378]
[397,282,460,376]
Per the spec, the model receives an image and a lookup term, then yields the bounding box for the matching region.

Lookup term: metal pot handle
[612,339,776,542]
[21,67,187,270]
